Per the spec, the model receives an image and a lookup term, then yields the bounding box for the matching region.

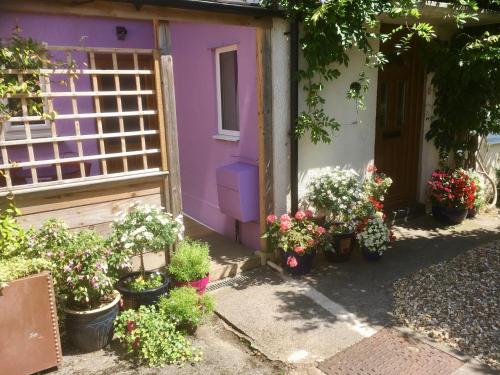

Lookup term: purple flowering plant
[32,220,126,311]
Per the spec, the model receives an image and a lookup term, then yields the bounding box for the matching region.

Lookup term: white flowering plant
[356,215,391,255]
[466,169,487,210]
[306,167,362,222]
[110,203,184,284]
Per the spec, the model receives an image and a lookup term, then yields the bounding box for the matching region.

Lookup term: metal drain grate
[206,273,252,292]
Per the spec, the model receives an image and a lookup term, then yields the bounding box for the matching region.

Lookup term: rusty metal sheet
[0,272,61,375]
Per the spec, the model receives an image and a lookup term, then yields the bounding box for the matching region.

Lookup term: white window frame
[214,44,240,139]
[2,78,51,141]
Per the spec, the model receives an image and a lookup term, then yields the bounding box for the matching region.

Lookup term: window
[215,45,239,140]
[2,77,51,140]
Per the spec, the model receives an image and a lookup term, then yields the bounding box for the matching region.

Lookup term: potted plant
[158,286,214,334]
[111,203,185,309]
[168,240,211,294]
[264,211,325,275]
[33,221,125,352]
[356,214,393,261]
[114,305,201,367]
[0,204,62,374]
[428,169,476,224]
[306,167,362,222]
[318,221,356,263]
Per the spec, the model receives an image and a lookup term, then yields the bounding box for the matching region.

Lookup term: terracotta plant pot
[432,205,468,225]
[282,250,316,276]
[324,231,355,263]
[173,274,210,295]
[0,272,62,375]
[361,246,382,261]
[116,271,170,310]
[65,291,121,352]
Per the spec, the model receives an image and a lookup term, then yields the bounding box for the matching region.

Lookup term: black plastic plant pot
[116,271,170,310]
[65,292,121,352]
[282,250,316,276]
[324,231,355,263]
[432,205,468,225]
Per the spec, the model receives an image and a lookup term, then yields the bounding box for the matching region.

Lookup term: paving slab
[213,269,381,364]
[318,328,464,375]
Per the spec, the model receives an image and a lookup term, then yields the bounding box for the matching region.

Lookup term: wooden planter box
[0,272,62,375]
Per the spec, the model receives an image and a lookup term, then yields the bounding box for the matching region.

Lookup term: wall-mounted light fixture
[116,26,127,41]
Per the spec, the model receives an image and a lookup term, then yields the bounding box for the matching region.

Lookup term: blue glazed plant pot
[282,250,316,276]
[361,246,382,262]
[65,292,121,352]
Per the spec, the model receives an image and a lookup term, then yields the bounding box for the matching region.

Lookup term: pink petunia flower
[287,256,298,268]
[293,246,305,255]
[266,214,278,223]
[294,211,306,221]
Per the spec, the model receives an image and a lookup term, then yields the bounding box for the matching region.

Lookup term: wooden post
[256,27,274,256]
[156,22,182,219]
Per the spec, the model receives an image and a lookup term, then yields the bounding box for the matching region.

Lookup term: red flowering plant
[263,211,325,267]
[428,169,476,209]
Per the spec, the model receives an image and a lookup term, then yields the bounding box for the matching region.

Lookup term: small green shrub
[114,305,201,367]
[0,203,50,288]
[125,272,163,292]
[167,240,210,282]
[158,287,214,331]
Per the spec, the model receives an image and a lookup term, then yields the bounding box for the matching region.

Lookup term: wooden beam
[0,0,273,28]
[256,27,274,253]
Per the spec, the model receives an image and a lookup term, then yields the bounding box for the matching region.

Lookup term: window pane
[219,50,239,131]
[377,81,388,128]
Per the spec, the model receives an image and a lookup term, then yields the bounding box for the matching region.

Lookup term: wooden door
[375,25,425,209]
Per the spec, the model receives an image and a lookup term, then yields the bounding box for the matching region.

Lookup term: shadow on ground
[214,213,500,365]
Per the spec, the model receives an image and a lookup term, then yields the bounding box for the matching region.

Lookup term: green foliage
[167,240,210,282]
[125,272,164,292]
[0,203,50,288]
[158,287,214,331]
[424,27,500,166]
[114,305,201,367]
[264,0,437,144]
[0,202,28,258]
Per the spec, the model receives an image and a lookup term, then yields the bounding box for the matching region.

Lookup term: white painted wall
[271,17,291,214]
[418,73,441,203]
[297,46,379,199]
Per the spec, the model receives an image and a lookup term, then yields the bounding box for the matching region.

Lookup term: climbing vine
[424,24,500,168]
[0,29,53,123]
[264,0,487,144]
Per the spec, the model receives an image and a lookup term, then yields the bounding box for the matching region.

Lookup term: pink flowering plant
[263,211,325,265]
[32,220,125,311]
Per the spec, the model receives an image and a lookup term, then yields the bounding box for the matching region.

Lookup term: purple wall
[170,22,260,250]
[0,12,154,175]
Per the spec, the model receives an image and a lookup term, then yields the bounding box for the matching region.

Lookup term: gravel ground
[393,240,500,369]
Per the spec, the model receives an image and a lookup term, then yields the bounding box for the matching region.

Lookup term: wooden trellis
[0,46,169,196]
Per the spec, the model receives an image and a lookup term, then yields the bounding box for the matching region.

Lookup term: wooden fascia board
[0,0,273,28]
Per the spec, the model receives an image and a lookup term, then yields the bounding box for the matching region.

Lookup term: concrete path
[213,213,500,373]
